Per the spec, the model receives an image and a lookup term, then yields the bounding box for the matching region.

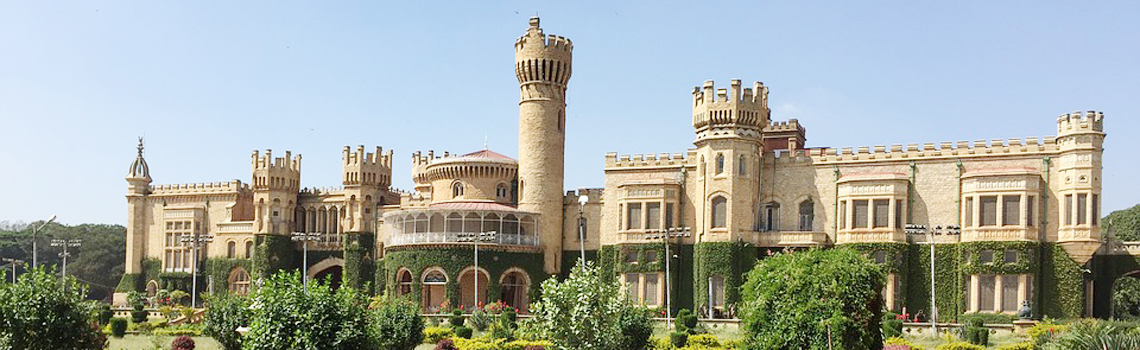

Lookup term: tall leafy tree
[528,261,631,350]
[1105,204,1140,241]
[0,266,106,350]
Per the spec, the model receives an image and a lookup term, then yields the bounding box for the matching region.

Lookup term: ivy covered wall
[1040,243,1085,318]
[253,234,297,279]
[204,258,252,296]
[381,247,546,310]
[692,241,757,314]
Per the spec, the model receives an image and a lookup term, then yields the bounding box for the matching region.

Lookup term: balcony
[754,230,829,247]
[837,228,905,243]
[961,227,1037,242]
[217,221,254,234]
[388,232,540,247]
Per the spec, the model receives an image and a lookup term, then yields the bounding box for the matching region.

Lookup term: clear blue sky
[1,1,1136,225]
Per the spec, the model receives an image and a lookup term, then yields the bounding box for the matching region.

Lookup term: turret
[251,149,301,234]
[126,137,152,195]
[516,17,571,274]
[692,79,770,144]
[341,145,393,233]
[1054,111,1106,264]
[124,137,151,280]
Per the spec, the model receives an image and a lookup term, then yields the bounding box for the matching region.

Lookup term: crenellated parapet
[604,150,695,170]
[692,79,770,143]
[811,136,1060,164]
[515,17,572,89]
[563,188,604,205]
[342,145,393,188]
[1056,110,1104,136]
[150,180,250,196]
[251,149,301,191]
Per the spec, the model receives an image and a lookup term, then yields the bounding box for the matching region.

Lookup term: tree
[369,298,424,350]
[1112,276,1140,320]
[528,261,629,350]
[0,222,125,301]
[1106,204,1140,241]
[203,294,251,350]
[241,271,373,350]
[0,266,106,350]
[740,248,885,350]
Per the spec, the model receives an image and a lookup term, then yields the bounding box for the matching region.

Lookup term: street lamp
[50,238,81,280]
[458,230,496,311]
[904,223,960,335]
[31,214,57,268]
[646,226,690,329]
[2,258,23,283]
[180,233,213,307]
[577,193,589,266]
[291,231,321,291]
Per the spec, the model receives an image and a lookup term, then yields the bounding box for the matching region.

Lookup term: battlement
[150,180,249,195]
[810,136,1061,164]
[343,145,393,168]
[1057,110,1104,136]
[251,149,301,171]
[564,188,604,204]
[300,186,345,196]
[692,79,770,133]
[514,17,573,54]
[343,145,393,187]
[764,119,804,133]
[605,150,694,169]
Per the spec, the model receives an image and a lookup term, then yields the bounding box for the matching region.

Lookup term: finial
[529,16,540,28]
[484,134,489,151]
[137,136,145,157]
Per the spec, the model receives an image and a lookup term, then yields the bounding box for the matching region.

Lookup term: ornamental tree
[203,294,251,350]
[528,261,633,350]
[0,266,106,350]
[240,271,373,350]
[740,248,885,350]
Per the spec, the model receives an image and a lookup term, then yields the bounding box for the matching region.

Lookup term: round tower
[124,137,152,279]
[1054,110,1105,264]
[515,17,571,273]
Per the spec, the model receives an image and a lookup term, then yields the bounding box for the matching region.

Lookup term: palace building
[117,17,1127,320]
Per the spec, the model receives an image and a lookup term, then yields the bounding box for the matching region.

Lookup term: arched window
[715,154,725,174]
[738,155,746,175]
[762,202,780,231]
[496,183,509,200]
[452,182,464,198]
[227,241,236,258]
[397,269,413,296]
[501,271,531,313]
[799,199,814,231]
[229,267,251,296]
[146,280,159,297]
[244,240,254,259]
[711,196,727,228]
[422,268,448,313]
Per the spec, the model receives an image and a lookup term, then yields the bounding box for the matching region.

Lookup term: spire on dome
[127,136,151,182]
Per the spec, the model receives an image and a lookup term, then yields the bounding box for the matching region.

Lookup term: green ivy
[381,247,547,309]
[252,234,296,279]
[839,242,910,274]
[960,241,1039,275]
[1040,243,1084,318]
[906,243,964,322]
[693,241,756,311]
[204,258,252,296]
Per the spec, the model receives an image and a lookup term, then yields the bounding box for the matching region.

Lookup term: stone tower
[691,80,770,240]
[251,149,301,235]
[1054,111,1105,264]
[124,137,152,277]
[515,17,572,273]
[341,145,393,233]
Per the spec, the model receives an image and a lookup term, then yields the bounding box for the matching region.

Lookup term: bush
[994,342,1033,350]
[935,342,985,350]
[451,309,466,328]
[470,309,492,331]
[242,271,374,350]
[372,297,426,350]
[958,312,1015,325]
[528,262,629,349]
[171,335,195,350]
[648,337,671,350]
[1040,318,1140,349]
[882,315,903,339]
[0,266,106,350]
[501,307,518,329]
[436,338,458,350]
[131,303,149,323]
[883,337,925,350]
[455,326,473,339]
[110,318,128,338]
[739,248,885,350]
[669,331,688,348]
[425,327,457,344]
[686,334,720,347]
[617,307,652,350]
[202,294,249,350]
[675,309,698,333]
[1027,320,1066,346]
[97,304,114,325]
[959,317,988,346]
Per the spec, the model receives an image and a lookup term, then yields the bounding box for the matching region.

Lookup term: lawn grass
[650,321,745,341]
[107,335,222,350]
[903,330,1031,349]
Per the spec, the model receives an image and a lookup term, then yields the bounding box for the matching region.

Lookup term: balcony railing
[755,230,829,246]
[389,232,540,247]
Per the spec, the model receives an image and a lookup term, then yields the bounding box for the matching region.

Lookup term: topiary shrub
[740,248,885,350]
[959,317,989,346]
[669,331,688,348]
[110,318,128,338]
[617,307,652,350]
[449,309,465,328]
[675,308,698,334]
[170,335,195,350]
[423,327,455,344]
[131,303,148,323]
[454,325,473,339]
[97,304,114,325]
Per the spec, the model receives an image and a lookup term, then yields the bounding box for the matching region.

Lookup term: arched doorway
[422,268,448,313]
[309,257,345,290]
[146,280,159,297]
[500,269,530,313]
[458,267,489,311]
[228,267,251,296]
[395,268,413,297]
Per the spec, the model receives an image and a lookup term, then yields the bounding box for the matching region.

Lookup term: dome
[127,137,151,182]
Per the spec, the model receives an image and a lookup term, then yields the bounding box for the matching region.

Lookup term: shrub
[617,307,652,350]
[675,308,698,333]
[97,304,114,325]
[425,327,457,344]
[1027,320,1067,346]
[882,312,904,339]
[171,335,195,350]
[959,317,988,346]
[110,318,128,338]
[455,326,473,339]
[1041,318,1140,349]
[958,312,1015,325]
[995,342,1033,350]
[934,342,985,350]
[648,337,671,350]
[202,294,249,350]
[436,338,458,350]
[470,309,492,331]
[372,297,426,350]
[0,266,106,350]
[686,334,720,347]
[489,322,513,340]
[242,271,374,350]
[669,331,688,348]
[528,261,628,349]
[131,303,149,323]
[451,309,466,328]
[883,337,925,350]
[739,248,885,350]
[501,307,518,329]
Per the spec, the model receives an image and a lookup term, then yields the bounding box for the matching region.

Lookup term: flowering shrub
[170,335,195,350]
[436,339,458,350]
[883,337,925,350]
[424,327,456,344]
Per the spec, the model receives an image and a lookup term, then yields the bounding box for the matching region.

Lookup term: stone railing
[961,227,1036,242]
[389,232,539,247]
[217,221,254,234]
[755,231,829,247]
[837,229,905,243]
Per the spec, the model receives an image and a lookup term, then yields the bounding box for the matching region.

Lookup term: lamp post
[50,238,81,280]
[180,233,213,307]
[646,227,690,329]
[904,223,960,335]
[31,215,57,268]
[577,193,589,266]
[2,258,23,283]
[291,231,321,291]
[458,230,496,311]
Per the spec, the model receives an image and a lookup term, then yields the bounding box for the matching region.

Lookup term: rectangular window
[964,278,971,311]
[627,203,642,230]
[1077,193,1088,225]
[1004,250,1018,263]
[710,275,725,307]
[839,201,847,229]
[854,200,869,228]
[644,250,658,263]
[965,197,974,227]
[1092,194,1099,226]
[1065,194,1072,225]
[1001,275,1019,312]
[618,204,623,230]
[980,196,998,226]
[1003,195,1021,226]
[892,274,904,312]
[646,203,661,230]
[979,275,996,311]
[625,273,640,302]
[1027,196,1035,227]
[665,203,675,228]
[980,250,994,264]
[644,274,659,305]
[624,250,638,263]
[896,200,904,229]
[762,203,779,231]
[873,199,890,228]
